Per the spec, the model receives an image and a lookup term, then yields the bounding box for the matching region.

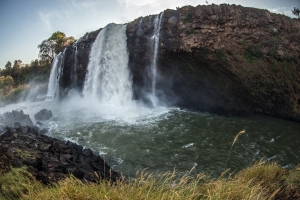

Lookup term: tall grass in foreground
[1,129,298,199]
[1,161,293,200]
[225,130,246,169]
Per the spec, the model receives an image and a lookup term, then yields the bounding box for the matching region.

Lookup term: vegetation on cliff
[0,31,75,106]
[0,60,50,105]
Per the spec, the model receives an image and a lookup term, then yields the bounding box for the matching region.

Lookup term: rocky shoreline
[0,110,119,184]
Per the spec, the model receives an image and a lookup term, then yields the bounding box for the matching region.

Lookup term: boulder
[34,109,53,121]
[1,110,33,127]
[0,126,119,184]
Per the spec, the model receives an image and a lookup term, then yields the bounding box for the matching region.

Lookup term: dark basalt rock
[0,110,33,127]
[34,109,53,121]
[59,4,300,121]
[0,126,119,184]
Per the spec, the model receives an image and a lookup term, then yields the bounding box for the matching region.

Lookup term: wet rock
[36,121,43,126]
[0,126,119,184]
[82,148,92,157]
[1,110,33,127]
[0,128,13,141]
[39,128,48,135]
[34,109,53,121]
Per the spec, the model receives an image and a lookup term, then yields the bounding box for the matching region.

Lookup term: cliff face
[127,4,300,119]
[60,29,100,97]
[61,4,300,121]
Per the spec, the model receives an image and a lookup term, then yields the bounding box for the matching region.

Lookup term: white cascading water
[149,13,163,107]
[72,41,78,88]
[83,23,132,105]
[46,51,65,101]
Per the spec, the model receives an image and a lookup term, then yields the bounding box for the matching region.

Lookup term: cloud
[39,10,53,31]
[116,0,206,23]
[269,7,295,18]
[68,0,97,8]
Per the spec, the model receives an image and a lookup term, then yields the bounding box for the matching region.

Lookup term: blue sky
[0,0,299,69]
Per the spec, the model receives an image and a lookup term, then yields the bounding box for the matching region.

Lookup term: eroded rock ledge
[60,4,300,121]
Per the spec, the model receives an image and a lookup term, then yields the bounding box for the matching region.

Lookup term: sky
[0,0,299,69]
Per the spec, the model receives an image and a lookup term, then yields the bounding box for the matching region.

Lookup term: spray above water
[46,50,65,101]
[83,23,132,105]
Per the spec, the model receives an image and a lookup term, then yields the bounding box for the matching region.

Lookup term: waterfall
[83,23,132,105]
[72,41,78,88]
[46,51,65,101]
[149,12,163,107]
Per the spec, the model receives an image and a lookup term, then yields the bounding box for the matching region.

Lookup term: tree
[292,7,299,18]
[5,61,12,70]
[13,60,22,69]
[13,60,22,85]
[3,76,14,86]
[38,39,56,61]
[38,31,76,62]
[31,59,40,67]
[0,76,4,89]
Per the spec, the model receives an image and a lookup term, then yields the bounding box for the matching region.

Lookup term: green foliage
[0,85,27,103]
[38,31,76,62]
[183,12,193,23]
[0,167,43,199]
[38,39,55,61]
[197,47,209,59]
[240,14,246,20]
[0,76,4,88]
[270,65,279,72]
[5,61,12,70]
[268,49,280,59]
[215,50,230,66]
[244,45,264,63]
[3,76,14,86]
[218,19,226,25]
[292,7,299,18]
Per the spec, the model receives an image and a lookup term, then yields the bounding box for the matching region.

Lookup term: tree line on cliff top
[0,31,75,105]
[0,31,75,92]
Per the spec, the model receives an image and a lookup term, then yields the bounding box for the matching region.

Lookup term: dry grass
[225,130,246,168]
[0,129,296,200]
[1,161,292,200]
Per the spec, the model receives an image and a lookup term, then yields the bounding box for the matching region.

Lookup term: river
[1,98,299,177]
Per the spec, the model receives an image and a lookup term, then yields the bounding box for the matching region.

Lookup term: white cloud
[117,0,206,23]
[39,10,53,31]
[269,7,294,18]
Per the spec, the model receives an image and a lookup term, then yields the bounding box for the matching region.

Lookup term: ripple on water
[1,101,300,177]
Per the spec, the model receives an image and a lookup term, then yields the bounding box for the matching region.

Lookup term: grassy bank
[1,161,299,200]
[0,83,48,106]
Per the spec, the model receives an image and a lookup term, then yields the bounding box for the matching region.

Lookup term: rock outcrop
[60,4,300,121]
[127,4,300,119]
[34,109,53,121]
[60,29,101,97]
[0,110,33,127]
[0,126,119,184]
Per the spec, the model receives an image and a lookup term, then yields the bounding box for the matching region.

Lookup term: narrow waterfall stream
[46,50,65,101]
[149,13,163,107]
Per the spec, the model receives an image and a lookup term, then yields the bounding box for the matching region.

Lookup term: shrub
[183,12,193,23]
[244,45,264,63]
